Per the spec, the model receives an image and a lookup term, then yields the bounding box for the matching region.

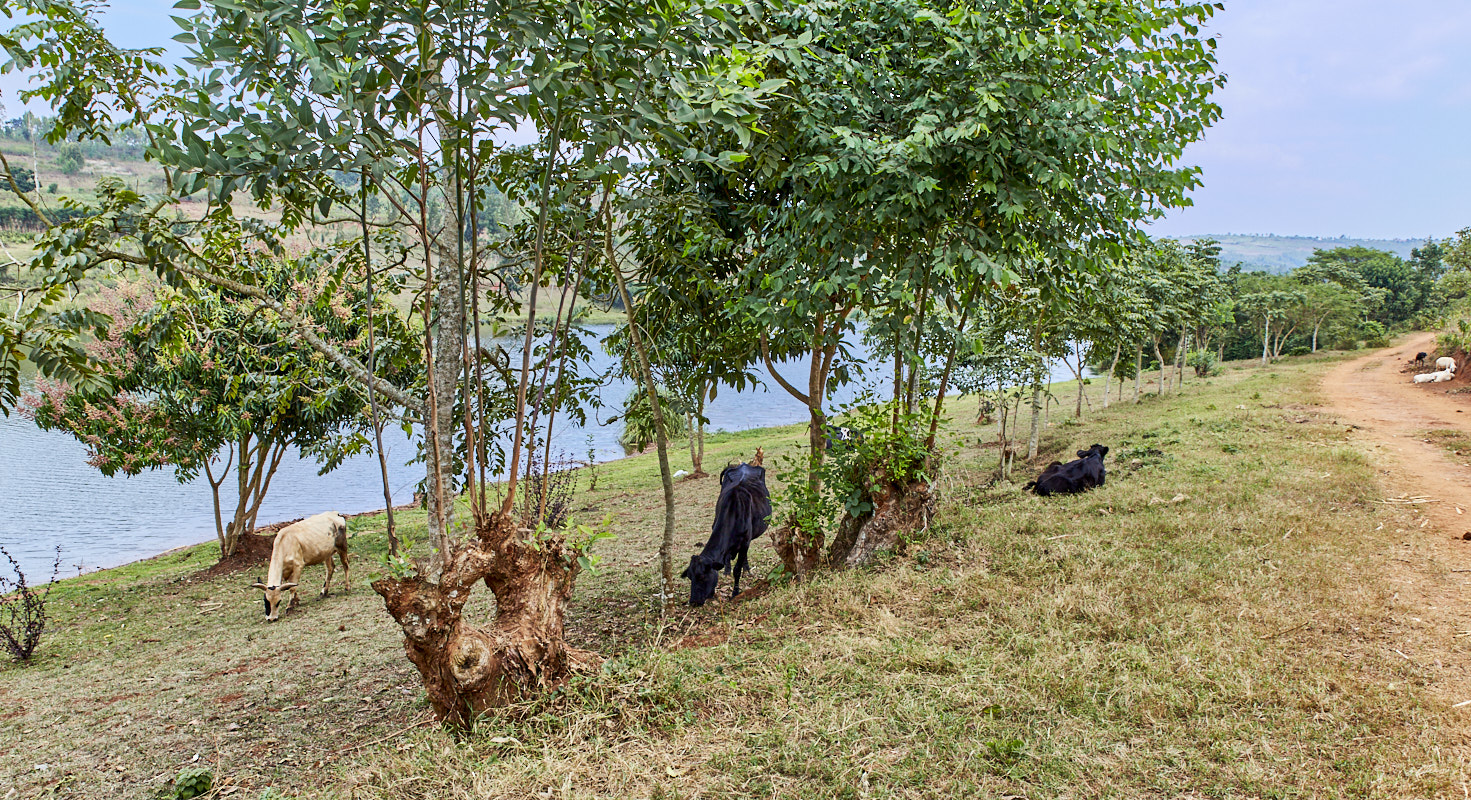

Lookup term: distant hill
[1167,234,1428,274]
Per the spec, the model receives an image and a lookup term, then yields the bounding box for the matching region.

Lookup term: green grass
[3,352,1466,798]
[1421,428,1471,461]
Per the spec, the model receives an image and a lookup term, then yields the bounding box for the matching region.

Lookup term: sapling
[0,545,60,662]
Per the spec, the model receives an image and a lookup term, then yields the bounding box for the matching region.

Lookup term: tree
[23,234,416,558]
[724,0,1224,571]
[157,0,780,724]
[1444,228,1471,274]
[1307,246,1422,326]
[54,142,81,174]
[1292,258,1368,352]
[1238,278,1306,364]
[4,165,33,193]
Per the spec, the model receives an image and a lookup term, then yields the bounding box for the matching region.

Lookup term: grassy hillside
[2,351,1467,797]
[1171,233,1427,273]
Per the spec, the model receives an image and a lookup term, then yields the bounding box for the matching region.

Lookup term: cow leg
[322,556,335,597]
[731,544,749,598]
[289,587,300,610]
[339,549,351,592]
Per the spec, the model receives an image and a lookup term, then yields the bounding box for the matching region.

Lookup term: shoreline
[49,449,673,579]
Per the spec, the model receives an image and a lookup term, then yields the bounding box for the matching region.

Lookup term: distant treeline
[0,114,149,161]
[0,206,89,231]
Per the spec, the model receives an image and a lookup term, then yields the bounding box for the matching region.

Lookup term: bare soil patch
[195,530,276,579]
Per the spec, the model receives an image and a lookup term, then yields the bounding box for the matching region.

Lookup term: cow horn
[278,582,298,591]
[250,581,268,591]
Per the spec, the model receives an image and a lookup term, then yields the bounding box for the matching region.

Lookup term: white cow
[1414,369,1455,384]
[250,512,350,621]
[1437,356,1457,372]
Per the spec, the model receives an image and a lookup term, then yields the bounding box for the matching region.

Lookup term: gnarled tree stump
[827,479,933,569]
[373,512,599,729]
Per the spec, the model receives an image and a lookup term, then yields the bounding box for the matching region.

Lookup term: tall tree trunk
[1153,338,1166,396]
[1000,391,1012,479]
[1027,383,1042,460]
[1312,321,1320,353]
[1071,342,1085,419]
[695,391,706,476]
[369,102,593,732]
[1104,342,1121,409]
[1261,315,1270,366]
[1133,344,1143,403]
[761,315,843,578]
[204,443,235,559]
[360,175,398,554]
[1176,328,1187,388]
[609,211,678,609]
[925,302,972,450]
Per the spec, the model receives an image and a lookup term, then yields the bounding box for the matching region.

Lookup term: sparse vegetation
[0,545,59,663]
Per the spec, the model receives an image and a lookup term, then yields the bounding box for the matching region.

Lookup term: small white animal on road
[1436,356,1457,372]
[1414,369,1455,384]
[251,512,350,621]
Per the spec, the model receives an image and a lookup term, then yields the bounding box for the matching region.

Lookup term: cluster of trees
[0,0,1225,726]
[940,233,1470,480]
[1194,236,1469,367]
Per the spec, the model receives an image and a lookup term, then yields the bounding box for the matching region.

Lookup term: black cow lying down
[683,453,772,606]
[1023,444,1108,496]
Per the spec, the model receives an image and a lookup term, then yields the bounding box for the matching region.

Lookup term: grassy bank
[3,351,1467,798]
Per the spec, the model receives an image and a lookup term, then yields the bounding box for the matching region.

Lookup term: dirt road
[1322,331,1471,711]
[1323,332,1471,534]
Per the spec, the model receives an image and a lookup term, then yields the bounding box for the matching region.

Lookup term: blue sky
[4,0,1470,240]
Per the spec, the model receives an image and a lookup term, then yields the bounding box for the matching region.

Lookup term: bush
[1439,311,1471,357]
[1187,349,1220,377]
[611,387,688,454]
[56,142,83,175]
[4,165,34,193]
[1359,320,1390,349]
[46,182,57,194]
[1287,345,1311,357]
[774,398,937,569]
[160,767,213,799]
[0,546,60,663]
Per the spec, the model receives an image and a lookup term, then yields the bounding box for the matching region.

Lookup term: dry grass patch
[6,355,1471,797]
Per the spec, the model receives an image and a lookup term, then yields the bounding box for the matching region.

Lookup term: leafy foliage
[610,387,689,455]
[21,227,417,557]
[775,398,935,556]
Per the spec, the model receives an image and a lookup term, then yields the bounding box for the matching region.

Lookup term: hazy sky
[5,0,1470,240]
[1149,0,1471,240]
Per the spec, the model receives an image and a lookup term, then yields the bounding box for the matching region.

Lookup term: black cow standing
[683,458,771,606]
[1024,444,1109,496]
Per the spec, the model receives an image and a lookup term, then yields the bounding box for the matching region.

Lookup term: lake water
[0,324,1083,579]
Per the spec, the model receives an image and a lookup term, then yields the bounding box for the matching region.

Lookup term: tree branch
[99,248,424,415]
[759,330,811,406]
